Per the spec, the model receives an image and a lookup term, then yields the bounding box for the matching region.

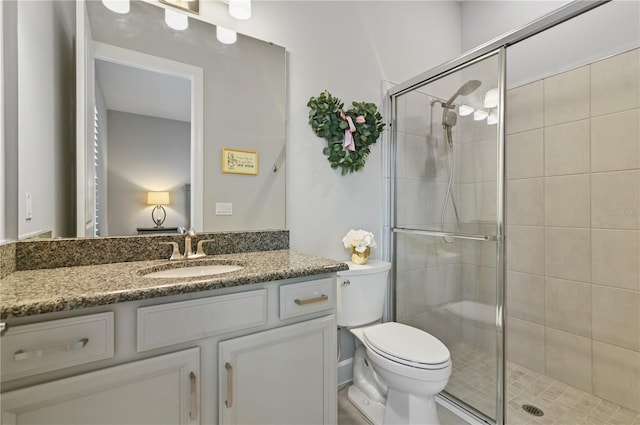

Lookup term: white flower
[342,229,377,253]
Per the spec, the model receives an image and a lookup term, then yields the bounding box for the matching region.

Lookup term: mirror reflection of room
[83,0,286,237]
[5,0,286,241]
[94,59,191,236]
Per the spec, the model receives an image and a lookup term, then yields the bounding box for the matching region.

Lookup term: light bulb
[217,26,237,44]
[484,88,499,108]
[458,104,474,116]
[229,0,251,20]
[102,0,129,14]
[474,110,488,121]
[487,112,498,125]
[165,9,188,31]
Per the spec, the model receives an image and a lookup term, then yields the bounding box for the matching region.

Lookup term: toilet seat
[362,322,450,370]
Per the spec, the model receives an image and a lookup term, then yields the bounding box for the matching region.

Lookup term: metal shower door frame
[386,2,610,424]
[389,46,505,425]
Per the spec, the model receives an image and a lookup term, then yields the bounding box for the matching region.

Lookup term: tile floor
[446,343,640,425]
[338,385,370,425]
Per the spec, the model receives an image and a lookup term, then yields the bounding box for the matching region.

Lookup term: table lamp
[147,191,170,228]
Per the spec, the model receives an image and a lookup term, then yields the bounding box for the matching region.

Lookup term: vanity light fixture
[147,191,170,228]
[473,109,488,121]
[102,0,130,14]
[458,104,474,116]
[487,112,498,125]
[165,8,189,30]
[483,88,499,109]
[229,0,251,20]
[217,26,237,44]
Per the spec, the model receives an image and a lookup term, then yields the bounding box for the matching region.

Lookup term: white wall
[460,1,570,52]
[192,1,463,261]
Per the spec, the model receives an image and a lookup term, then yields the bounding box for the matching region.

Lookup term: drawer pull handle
[294,294,328,305]
[14,337,89,361]
[189,371,198,421]
[225,362,234,408]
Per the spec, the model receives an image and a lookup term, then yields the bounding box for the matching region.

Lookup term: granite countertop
[0,250,348,320]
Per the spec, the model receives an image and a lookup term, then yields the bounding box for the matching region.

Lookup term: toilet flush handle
[341,279,350,287]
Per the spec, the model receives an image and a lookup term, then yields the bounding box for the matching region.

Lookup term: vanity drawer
[137,289,267,352]
[279,277,335,320]
[1,312,114,381]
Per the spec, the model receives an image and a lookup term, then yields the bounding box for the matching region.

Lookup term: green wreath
[307,90,385,175]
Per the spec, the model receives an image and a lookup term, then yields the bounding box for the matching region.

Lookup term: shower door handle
[393,227,500,242]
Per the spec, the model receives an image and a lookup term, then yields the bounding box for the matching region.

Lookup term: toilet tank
[336,260,392,327]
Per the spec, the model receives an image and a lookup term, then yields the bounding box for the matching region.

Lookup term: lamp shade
[147,191,170,205]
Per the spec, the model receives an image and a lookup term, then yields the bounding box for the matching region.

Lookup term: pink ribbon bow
[340,111,365,152]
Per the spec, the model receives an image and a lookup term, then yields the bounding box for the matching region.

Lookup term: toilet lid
[363,322,450,366]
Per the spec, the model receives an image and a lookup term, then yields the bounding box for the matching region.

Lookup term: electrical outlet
[25,193,33,220]
[215,203,233,215]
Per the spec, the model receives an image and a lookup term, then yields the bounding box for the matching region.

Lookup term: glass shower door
[391,50,504,423]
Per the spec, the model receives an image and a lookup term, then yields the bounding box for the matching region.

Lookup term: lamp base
[151,205,167,228]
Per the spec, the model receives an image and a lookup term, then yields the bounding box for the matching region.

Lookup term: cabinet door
[219,315,337,425]
[1,347,200,425]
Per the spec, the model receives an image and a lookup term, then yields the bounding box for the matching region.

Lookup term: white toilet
[337,260,451,425]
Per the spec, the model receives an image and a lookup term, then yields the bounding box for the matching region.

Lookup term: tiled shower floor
[447,343,640,425]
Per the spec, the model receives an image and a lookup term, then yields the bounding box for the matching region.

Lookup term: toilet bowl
[337,261,452,425]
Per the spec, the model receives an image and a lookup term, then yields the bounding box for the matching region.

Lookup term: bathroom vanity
[0,235,346,425]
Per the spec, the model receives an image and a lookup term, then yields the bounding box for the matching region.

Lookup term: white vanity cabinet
[1,347,200,425]
[219,278,337,425]
[1,274,338,425]
[219,315,336,425]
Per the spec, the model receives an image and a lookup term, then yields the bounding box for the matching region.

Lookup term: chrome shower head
[444,79,481,108]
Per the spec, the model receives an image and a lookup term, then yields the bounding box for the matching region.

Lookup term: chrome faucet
[160,230,215,260]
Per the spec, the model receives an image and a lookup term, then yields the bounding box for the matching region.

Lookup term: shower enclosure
[391,48,506,423]
[388,2,639,424]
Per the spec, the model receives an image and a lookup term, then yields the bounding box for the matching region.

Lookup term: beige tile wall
[506,48,640,412]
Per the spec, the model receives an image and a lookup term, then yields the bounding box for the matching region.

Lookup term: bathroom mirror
[6,0,286,240]
[81,0,286,237]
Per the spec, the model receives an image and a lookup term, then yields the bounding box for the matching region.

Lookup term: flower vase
[350,247,370,265]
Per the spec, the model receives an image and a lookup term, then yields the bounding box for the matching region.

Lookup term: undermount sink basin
[140,260,244,279]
